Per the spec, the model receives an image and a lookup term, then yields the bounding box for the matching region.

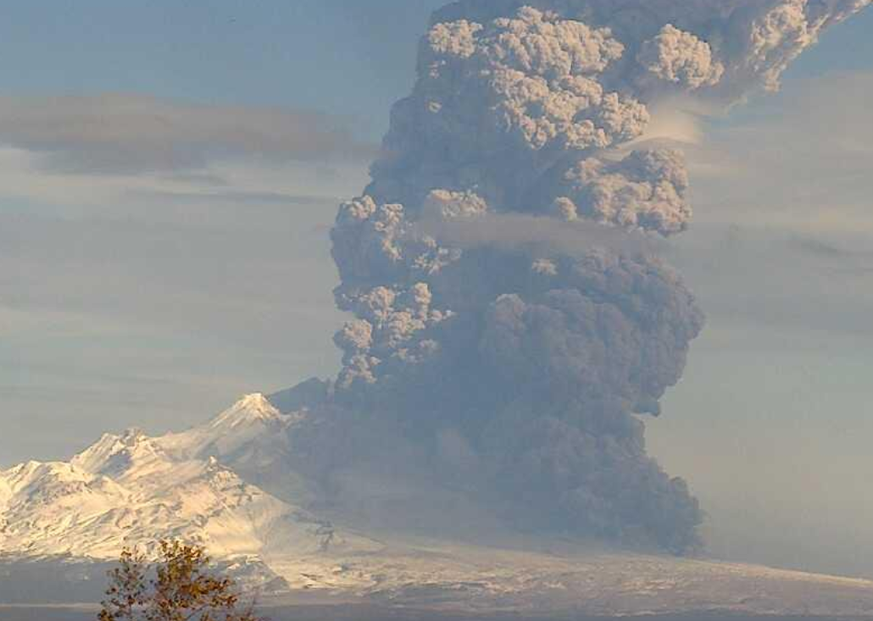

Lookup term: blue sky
[0,1,872,579]
[0,1,446,135]
[0,1,868,111]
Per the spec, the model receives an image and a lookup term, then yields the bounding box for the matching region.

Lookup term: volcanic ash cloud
[282,0,870,554]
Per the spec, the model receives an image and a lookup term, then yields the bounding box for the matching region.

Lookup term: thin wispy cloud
[0,93,376,175]
[0,93,373,467]
[687,72,873,228]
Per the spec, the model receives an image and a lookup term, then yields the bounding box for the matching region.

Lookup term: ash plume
[278,0,870,554]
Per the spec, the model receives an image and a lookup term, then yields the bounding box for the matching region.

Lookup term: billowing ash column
[290,0,870,554]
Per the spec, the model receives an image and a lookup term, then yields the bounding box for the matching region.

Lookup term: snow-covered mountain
[3,393,873,617]
[0,395,378,562]
[156,394,315,506]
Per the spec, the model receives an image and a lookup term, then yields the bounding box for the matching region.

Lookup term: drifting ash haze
[3,0,873,615]
[320,0,872,555]
[4,395,873,616]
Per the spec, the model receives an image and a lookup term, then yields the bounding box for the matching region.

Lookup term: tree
[98,540,265,621]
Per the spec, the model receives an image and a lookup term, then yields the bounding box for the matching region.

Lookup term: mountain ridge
[0,394,378,563]
[2,392,872,617]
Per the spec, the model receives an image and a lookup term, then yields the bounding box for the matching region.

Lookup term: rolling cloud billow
[273,0,871,554]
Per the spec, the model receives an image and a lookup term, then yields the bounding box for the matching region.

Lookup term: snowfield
[0,395,377,561]
[2,394,873,617]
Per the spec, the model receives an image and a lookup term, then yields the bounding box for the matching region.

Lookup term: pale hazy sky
[1,1,872,579]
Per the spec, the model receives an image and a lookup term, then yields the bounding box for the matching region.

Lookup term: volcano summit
[3,0,873,616]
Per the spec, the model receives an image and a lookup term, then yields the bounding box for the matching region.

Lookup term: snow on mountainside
[155,394,313,504]
[159,393,296,460]
[3,393,873,617]
[0,471,14,509]
[0,395,378,562]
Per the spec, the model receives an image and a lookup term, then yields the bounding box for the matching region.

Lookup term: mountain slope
[2,393,873,617]
[156,393,314,505]
[0,395,378,562]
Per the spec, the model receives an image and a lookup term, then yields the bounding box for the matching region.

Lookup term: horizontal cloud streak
[687,72,873,224]
[416,212,664,256]
[661,70,873,338]
[0,94,376,174]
